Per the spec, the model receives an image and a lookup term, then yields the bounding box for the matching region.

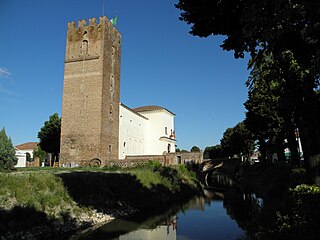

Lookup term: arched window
[26,152,32,162]
[82,40,88,54]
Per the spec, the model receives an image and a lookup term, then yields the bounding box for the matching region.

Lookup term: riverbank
[0,163,202,239]
[233,163,320,240]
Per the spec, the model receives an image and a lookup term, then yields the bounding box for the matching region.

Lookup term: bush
[290,168,307,187]
[273,184,320,239]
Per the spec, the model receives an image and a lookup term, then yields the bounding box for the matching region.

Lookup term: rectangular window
[165,127,168,135]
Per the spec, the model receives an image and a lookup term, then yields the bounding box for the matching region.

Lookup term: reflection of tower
[60,17,121,166]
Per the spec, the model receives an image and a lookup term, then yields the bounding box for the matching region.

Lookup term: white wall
[139,110,176,155]
[119,104,176,159]
[119,104,148,159]
[15,149,34,168]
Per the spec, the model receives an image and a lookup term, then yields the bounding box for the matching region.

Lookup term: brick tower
[60,17,121,166]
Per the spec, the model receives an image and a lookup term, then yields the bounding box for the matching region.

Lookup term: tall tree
[220,121,254,160]
[0,128,18,171]
[38,113,61,166]
[244,51,300,164]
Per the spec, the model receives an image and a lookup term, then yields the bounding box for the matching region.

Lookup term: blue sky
[0,0,249,151]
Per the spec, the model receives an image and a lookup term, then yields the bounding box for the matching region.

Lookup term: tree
[33,145,47,165]
[204,144,223,159]
[244,51,304,165]
[0,128,18,170]
[38,113,61,166]
[176,1,320,175]
[191,146,200,152]
[220,121,255,160]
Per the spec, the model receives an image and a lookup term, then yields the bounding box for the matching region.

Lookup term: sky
[0,0,250,151]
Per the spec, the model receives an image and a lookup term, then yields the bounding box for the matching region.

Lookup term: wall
[119,104,148,159]
[15,149,34,168]
[167,151,203,165]
[139,110,176,155]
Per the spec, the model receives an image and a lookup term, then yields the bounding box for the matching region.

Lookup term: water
[70,189,263,240]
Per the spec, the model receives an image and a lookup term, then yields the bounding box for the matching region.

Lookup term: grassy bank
[0,163,201,239]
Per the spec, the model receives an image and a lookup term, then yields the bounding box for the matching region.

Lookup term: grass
[0,172,82,219]
[2,162,200,214]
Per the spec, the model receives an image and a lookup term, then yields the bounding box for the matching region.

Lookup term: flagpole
[102,0,106,16]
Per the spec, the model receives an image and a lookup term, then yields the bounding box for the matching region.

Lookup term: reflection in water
[70,189,265,240]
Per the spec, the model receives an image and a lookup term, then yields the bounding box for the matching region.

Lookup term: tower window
[82,40,88,54]
[109,144,112,153]
[165,127,168,135]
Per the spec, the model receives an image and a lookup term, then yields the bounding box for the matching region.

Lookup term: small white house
[15,142,38,167]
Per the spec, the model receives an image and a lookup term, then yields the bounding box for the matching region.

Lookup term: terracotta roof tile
[133,105,175,115]
[15,142,38,150]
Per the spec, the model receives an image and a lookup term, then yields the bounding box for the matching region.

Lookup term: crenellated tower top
[67,16,121,38]
[65,16,121,63]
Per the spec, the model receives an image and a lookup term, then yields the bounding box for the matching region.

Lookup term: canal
[70,188,263,240]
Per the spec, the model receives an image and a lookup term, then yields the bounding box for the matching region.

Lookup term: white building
[119,104,176,159]
[15,142,38,167]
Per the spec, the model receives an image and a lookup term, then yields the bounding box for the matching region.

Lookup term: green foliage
[190,146,200,152]
[176,0,320,68]
[33,145,47,163]
[0,128,18,171]
[38,113,61,164]
[204,144,223,159]
[290,184,320,195]
[130,163,198,191]
[220,121,255,159]
[271,184,320,239]
[102,164,122,172]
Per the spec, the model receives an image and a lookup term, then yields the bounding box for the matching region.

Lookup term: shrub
[273,184,320,239]
[290,168,307,187]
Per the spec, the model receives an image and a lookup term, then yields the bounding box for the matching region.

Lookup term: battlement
[67,16,119,35]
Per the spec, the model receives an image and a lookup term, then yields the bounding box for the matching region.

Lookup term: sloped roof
[133,105,175,115]
[15,142,38,150]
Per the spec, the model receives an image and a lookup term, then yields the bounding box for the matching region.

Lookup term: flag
[110,16,118,25]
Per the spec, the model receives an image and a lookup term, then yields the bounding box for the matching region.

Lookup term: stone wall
[167,151,203,165]
[124,151,203,166]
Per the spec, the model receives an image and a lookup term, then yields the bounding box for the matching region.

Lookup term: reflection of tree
[222,189,287,240]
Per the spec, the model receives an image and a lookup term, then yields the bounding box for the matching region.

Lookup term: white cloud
[0,83,21,96]
[0,67,11,78]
